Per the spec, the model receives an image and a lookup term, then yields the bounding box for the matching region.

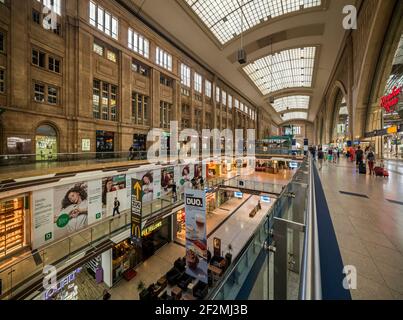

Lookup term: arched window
[35,124,58,161]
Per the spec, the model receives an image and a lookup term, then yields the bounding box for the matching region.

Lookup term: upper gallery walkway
[316,157,403,299]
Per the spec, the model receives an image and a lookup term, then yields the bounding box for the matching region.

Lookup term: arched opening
[332,90,350,149]
[35,124,58,161]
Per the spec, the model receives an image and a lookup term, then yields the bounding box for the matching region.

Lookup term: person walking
[333,147,338,163]
[367,148,375,175]
[318,147,324,170]
[128,146,135,160]
[113,197,120,216]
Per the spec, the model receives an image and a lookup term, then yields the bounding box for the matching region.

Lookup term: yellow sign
[387,126,398,134]
[141,221,162,237]
[133,181,142,200]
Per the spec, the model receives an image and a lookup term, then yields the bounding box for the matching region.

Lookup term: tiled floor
[317,158,403,300]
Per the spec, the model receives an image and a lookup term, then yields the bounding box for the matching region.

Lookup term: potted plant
[225,244,233,267]
[138,281,149,300]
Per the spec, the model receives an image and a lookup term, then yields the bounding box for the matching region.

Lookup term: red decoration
[380,86,401,113]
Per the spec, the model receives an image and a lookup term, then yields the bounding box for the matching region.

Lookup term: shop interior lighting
[243,47,316,95]
[184,0,322,44]
[273,95,310,112]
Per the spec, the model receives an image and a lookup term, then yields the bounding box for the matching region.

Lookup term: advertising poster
[153,169,161,200]
[137,171,154,203]
[185,188,208,284]
[161,166,175,197]
[87,179,102,225]
[102,174,126,217]
[178,164,193,193]
[131,178,143,247]
[32,189,54,249]
[53,182,89,240]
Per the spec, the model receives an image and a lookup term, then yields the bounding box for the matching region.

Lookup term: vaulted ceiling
[123,0,356,125]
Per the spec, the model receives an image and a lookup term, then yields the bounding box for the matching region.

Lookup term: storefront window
[112,239,142,284]
[35,125,57,161]
[0,196,28,258]
[133,134,147,152]
[7,137,32,154]
[96,130,114,155]
[141,217,171,260]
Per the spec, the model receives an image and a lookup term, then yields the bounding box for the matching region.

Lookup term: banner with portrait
[136,171,154,204]
[185,188,208,284]
[32,179,103,249]
[102,174,127,217]
[161,166,175,197]
[178,164,194,194]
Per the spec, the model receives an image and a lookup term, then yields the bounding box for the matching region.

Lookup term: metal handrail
[299,155,322,300]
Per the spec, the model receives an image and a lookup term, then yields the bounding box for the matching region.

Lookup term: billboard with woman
[53,182,89,239]
[161,166,174,197]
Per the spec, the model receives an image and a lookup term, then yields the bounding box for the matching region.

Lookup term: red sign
[380,86,401,113]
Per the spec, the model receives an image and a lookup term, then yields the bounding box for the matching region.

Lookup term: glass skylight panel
[273,96,310,112]
[243,47,316,95]
[281,112,308,121]
[184,0,321,45]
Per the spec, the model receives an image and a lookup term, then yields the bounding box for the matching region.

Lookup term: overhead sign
[141,221,162,237]
[380,86,401,113]
[131,179,143,245]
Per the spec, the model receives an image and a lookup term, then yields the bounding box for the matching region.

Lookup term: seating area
[138,253,229,300]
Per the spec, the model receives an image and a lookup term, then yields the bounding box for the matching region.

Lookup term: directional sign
[131,178,143,245]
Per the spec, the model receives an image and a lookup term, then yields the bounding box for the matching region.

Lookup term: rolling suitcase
[374,167,384,177]
[359,162,366,174]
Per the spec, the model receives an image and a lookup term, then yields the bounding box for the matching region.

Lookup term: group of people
[313,146,341,169]
[311,145,378,175]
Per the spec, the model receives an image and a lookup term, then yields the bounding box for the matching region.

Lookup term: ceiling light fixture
[237,0,247,64]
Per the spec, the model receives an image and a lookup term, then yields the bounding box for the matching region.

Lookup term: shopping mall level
[0,0,402,301]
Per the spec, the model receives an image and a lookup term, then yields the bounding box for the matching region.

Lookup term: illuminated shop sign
[44,267,82,300]
[234,192,243,198]
[260,196,271,203]
[141,221,162,237]
[380,86,401,113]
[289,162,298,168]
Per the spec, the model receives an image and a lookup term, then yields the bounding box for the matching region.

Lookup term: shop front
[112,239,142,285]
[96,130,114,154]
[0,194,29,259]
[133,133,147,152]
[35,125,58,161]
[141,217,171,260]
[206,162,221,179]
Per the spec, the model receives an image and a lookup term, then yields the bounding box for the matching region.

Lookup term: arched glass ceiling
[280,112,308,121]
[273,95,310,112]
[184,0,322,45]
[243,47,316,95]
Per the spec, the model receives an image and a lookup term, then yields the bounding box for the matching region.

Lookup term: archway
[35,124,58,160]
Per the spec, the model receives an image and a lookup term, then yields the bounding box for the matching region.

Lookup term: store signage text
[185,196,203,207]
[43,267,82,300]
[141,221,162,237]
[380,86,401,113]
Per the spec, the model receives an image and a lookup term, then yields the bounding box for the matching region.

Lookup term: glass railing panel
[9,253,43,292]
[0,266,12,298]
[110,214,128,234]
[69,229,91,253]
[91,220,110,243]
[43,238,70,266]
